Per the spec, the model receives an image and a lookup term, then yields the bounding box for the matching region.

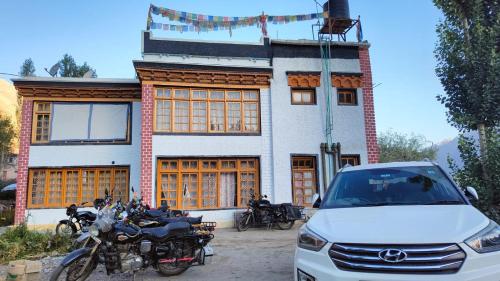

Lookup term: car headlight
[298,225,327,251]
[89,224,99,237]
[465,220,500,253]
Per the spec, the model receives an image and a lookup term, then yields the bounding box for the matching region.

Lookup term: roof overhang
[12,77,141,100]
[134,61,273,87]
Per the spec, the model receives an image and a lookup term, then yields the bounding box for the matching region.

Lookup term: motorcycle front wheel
[50,253,97,281]
[277,220,295,230]
[237,213,251,232]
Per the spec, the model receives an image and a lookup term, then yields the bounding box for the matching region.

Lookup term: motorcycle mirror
[312,193,321,208]
[264,195,268,198]
[105,189,109,196]
[465,186,479,201]
[131,186,135,193]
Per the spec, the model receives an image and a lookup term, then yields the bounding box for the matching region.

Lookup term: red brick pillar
[359,47,379,163]
[14,99,33,224]
[140,84,154,206]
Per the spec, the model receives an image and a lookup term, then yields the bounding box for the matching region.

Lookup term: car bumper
[294,243,500,281]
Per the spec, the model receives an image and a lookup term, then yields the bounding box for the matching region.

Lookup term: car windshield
[322,166,466,208]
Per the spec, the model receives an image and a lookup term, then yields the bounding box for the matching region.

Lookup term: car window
[322,166,465,208]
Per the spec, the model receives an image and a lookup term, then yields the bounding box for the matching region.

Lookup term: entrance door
[292,156,317,207]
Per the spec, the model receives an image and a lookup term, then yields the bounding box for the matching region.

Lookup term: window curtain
[50,104,90,141]
[90,104,128,140]
[220,172,236,208]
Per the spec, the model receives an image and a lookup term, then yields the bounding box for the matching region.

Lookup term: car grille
[329,243,466,274]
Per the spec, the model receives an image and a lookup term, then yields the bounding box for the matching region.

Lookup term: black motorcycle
[50,205,214,281]
[237,189,304,231]
[56,202,96,237]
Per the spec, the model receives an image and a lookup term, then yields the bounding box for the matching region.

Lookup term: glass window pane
[227,103,241,132]
[31,171,46,206]
[192,101,207,132]
[292,92,302,103]
[243,91,258,100]
[226,91,241,100]
[192,90,207,99]
[174,101,189,132]
[302,92,312,103]
[209,102,225,132]
[156,100,171,131]
[210,90,224,100]
[175,89,189,99]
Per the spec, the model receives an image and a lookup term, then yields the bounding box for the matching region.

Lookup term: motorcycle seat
[270,204,283,208]
[158,216,203,225]
[142,222,191,241]
[145,209,167,218]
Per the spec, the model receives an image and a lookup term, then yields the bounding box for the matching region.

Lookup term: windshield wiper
[424,200,464,205]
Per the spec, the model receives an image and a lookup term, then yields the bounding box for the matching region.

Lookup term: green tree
[58,54,97,78]
[434,0,499,220]
[449,129,500,222]
[434,0,499,165]
[19,58,36,77]
[378,130,437,163]
[0,115,15,181]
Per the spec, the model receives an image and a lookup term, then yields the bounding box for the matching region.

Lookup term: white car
[294,161,500,281]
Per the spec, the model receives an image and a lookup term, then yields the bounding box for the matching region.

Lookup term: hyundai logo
[378,249,408,263]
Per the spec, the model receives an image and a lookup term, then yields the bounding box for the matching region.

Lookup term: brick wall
[140,84,154,205]
[14,99,33,224]
[359,47,380,163]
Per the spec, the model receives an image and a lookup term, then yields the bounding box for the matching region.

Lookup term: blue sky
[0,0,457,143]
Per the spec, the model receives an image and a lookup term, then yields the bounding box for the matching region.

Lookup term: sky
[0,0,458,143]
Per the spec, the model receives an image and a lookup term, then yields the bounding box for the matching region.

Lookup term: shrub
[0,224,72,263]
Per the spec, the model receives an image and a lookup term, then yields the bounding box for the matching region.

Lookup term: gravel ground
[1,224,301,281]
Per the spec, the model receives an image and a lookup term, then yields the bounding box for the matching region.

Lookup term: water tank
[323,0,350,20]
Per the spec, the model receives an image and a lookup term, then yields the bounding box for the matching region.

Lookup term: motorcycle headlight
[465,220,500,253]
[89,224,99,237]
[298,225,327,251]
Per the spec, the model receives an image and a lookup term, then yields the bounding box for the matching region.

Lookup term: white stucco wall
[270,57,368,204]
[26,102,142,225]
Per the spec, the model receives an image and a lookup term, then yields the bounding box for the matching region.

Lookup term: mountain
[436,132,479,175]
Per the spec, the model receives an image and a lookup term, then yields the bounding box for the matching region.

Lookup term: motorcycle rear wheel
[158,263,189,276]
[50,253,97,281]
[277,220,294,230]
[237,213,251,232]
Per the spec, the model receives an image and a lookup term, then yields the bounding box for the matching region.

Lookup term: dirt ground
[1,224,301,281]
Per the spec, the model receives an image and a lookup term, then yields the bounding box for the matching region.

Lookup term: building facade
[13,31,378,227]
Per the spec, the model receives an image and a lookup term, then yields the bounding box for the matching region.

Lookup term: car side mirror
[465,186,479,201]
[312,193,321,208]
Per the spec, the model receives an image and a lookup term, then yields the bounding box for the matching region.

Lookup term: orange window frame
[156,158,259,210]
[337,89,358,105]
[153,88,260,134]
[27,167,129,209]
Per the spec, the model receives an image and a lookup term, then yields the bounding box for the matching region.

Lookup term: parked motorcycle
[237,189,304,232]
[51,197,214,280]
[56,202,96,237]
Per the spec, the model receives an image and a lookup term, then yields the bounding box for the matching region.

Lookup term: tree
[433,0,499,167]
[19,58,36,77]
[378,130,437,163]
[58,54,97,78]
[0,115,15,182]
[449,129,500,222]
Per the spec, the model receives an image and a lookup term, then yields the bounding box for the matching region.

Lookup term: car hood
[308,205,490,244]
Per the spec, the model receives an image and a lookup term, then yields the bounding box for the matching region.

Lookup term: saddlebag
[283,204,304,220]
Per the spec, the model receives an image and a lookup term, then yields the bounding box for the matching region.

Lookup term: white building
[12,31,378,227]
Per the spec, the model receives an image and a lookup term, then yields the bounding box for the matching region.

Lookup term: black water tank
[323,0,350,20]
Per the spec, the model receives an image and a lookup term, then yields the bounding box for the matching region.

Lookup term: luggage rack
[193,222,217,232]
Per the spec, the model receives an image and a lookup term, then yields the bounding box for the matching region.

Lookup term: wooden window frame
[31,101,132,145]
[340,154,361,167]
[27,166,129,209]
[156,158,260,210]
[291,88,316,105]
[153,88,261,134]
[337,88,358,106]
[291,156,319,207]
